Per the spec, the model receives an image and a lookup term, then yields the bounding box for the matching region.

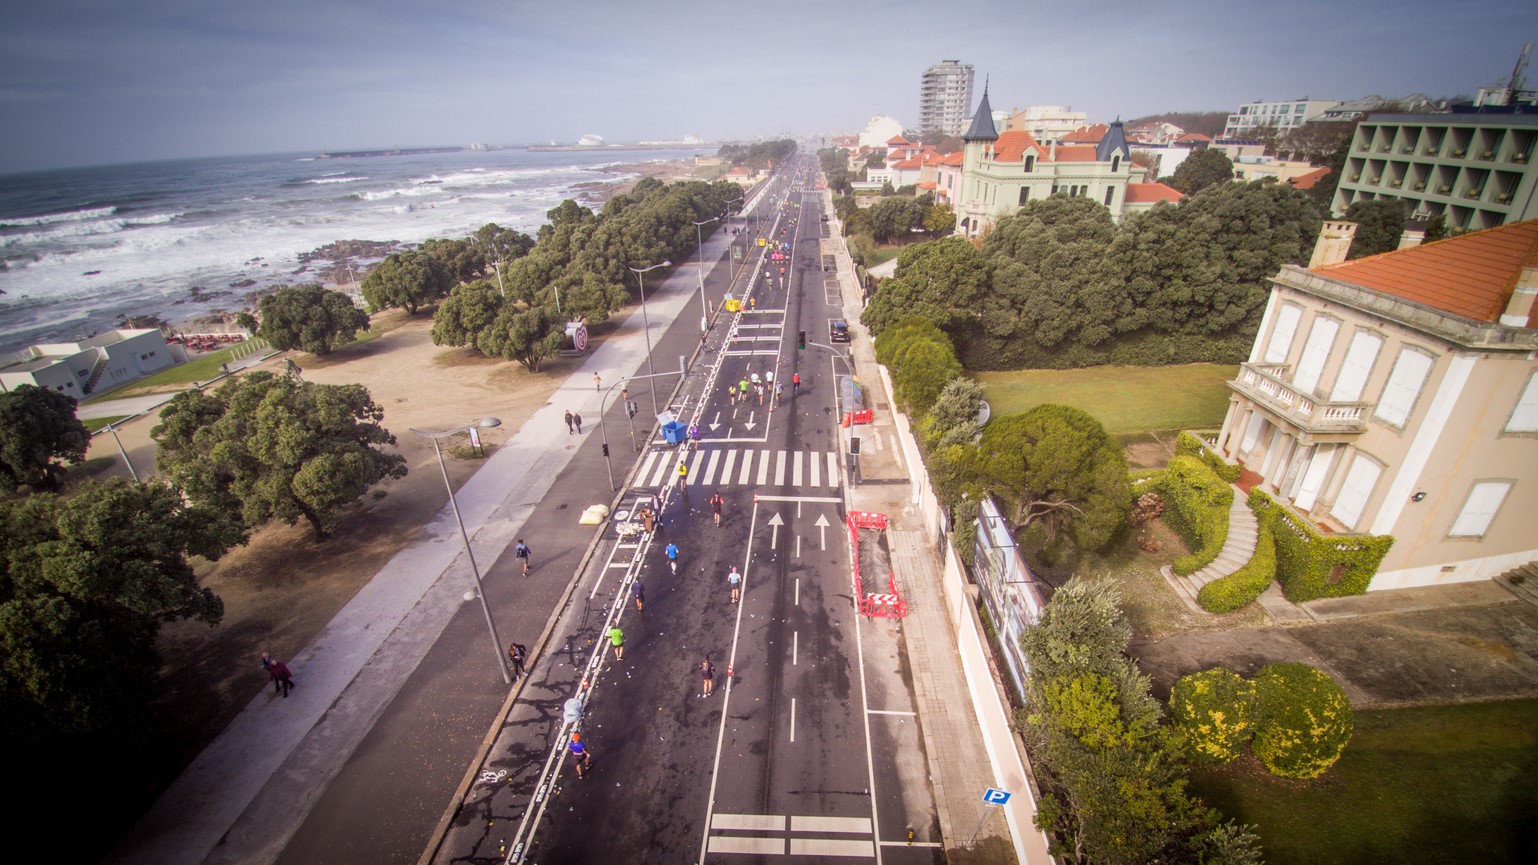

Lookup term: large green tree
[1344,198,1409,259]
[0,479,239,742]
[152,372,407,539]
[480,304,566,372]
[0,384,89,490]
[431,280,506,348]
[247,283,369,356]
[868,196,927,243]
[1168,148,1235,195]
[969,404,1130,553]
[985,196,1125,348]
[418,237,485,285]
[360,249,453,314]
[1020,579,1263,865]
[861,237,989,337]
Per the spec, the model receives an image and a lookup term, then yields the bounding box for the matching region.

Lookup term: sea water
[0,147,707,355]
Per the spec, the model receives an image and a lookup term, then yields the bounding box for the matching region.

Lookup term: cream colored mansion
[1215,219,1538,590]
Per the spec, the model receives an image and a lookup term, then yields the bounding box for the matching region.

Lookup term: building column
[1218,398,1240,456]
[1279,441,1313,500]
[1259,427,1286,481]
[1312,443,1357,518]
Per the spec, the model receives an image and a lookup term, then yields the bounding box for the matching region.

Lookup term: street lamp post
[470,236,506,298]
[408,417,512,684]
[628,261,670,418]
[691,215,716,333]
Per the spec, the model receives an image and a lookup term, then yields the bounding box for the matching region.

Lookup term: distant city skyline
[1,0,1535,173]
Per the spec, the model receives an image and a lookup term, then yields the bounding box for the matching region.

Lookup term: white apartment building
[918,60,974,137]
[1223,99,1340,139]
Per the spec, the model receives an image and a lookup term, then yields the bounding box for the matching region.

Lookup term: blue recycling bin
[661,421,688,445]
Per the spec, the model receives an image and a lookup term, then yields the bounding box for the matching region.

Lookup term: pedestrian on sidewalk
[632,579,645,612]
[593,372,601,391]
[268,658,295,698]
[514,539,532,575]
[700,658,716,697]
[727,566,741,604]
[650,489,663,518]
[573,412,583,434]
[564,410,574,434]
[508,643,528,680]
[608,625,625,660]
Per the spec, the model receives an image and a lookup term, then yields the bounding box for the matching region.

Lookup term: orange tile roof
[940,151,964,165]
[1287,167,1330,190]
[917,181,937,189]
[1316,218,1538,324]
[1176,133,1212,142]
[1051,145,1101,163]
[893,157,924,169]
[988,130,1043,162]
[1061,124,1109,143]
[1125,182,1184,203]
[887,135,911,145]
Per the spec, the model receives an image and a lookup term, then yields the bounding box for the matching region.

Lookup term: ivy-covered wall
[1161,455,1233,576]
[1175,430,1242,483]
[1249,489,1395,601]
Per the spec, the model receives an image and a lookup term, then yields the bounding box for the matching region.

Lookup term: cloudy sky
[2,0,1534,173]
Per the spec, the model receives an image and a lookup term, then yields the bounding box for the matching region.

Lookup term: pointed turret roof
[1096,120,1131,162]
[962,88,998,142]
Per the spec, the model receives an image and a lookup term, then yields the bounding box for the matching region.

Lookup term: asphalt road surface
[433,158,943,864]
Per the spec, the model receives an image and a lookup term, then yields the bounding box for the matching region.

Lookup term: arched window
[1024,154,1035,172]
[1111,154,1121,172]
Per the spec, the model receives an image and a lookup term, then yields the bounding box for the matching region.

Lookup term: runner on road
[514,539,532,575]
[710,492,724,527]
[700,658,716,697]
[727,566,741,604]
[664,541,679,574]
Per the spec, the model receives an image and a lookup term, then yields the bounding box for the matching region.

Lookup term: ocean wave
[0,213,182,247]
[304,176,368,185]
[354,186,436,201]
[0,205,118,227]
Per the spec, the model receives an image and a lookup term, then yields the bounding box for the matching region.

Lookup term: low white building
[0,329,177,397]
[857,115,906,150]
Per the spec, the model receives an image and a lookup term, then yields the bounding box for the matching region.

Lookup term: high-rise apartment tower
[919,60,974,137]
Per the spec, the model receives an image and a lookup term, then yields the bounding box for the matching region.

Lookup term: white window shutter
[1449,482,1512,537]
[1373,349,1433,427]
[1331,454,1381,531]
[1329,331,1383,403]
[1264,304,1302,364]
[1293,318,1340,394]
[1507,374,1538,433]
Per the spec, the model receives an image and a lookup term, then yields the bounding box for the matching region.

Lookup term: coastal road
[437,159,941,864]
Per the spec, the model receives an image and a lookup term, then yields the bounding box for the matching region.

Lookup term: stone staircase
[1494,561,1538,606]
[1163,489,1260,612]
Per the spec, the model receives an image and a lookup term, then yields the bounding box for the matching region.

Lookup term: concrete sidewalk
[825,198,1018,857]
[107,199,764,865]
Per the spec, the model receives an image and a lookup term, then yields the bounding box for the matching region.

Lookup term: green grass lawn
[865,246,901,267]
[972,363,1237,435]
[1188,699,1538,865]
[87,339,272,401]
[83,416,128,433]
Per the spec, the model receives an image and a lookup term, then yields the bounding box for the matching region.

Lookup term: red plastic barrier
[848,511,906,620]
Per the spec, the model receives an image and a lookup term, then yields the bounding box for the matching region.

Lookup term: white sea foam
[0,205,118,227]
[304,176,368,185]
[0,213,182,247]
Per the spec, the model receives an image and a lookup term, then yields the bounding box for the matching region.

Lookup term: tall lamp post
[470,235,506,298]
[628,261,670,418]
[408,417,512,684]
[691,215,718,333]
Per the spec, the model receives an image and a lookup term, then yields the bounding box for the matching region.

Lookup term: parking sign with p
[982,788,1012,806]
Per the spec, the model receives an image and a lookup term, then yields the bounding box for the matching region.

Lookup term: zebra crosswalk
[635,447,841,489]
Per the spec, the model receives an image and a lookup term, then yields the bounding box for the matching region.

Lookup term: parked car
[830,319,850,343]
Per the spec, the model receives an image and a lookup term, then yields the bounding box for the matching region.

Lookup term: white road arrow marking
[815,513,830,550]
[768,512,784,547]
[709,411,722,432]
[742,411,757,431]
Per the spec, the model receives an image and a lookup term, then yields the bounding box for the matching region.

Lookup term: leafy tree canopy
[250,283,369,356]
[0,479,239,744]
[431,280,505,348]
[0,384,89,490]
[1344,197,1409,259]
[868,195,927,242]
[152,372,407,540]
[1168,148,1235,195]
[861,237,989,337]
[359,249,453,314]
[969,404,1130,553]
[480,304,567,372]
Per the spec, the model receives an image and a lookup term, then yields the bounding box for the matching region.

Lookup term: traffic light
[627,401,638,418]
[601,443,610,457]
[798,330,806,349]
